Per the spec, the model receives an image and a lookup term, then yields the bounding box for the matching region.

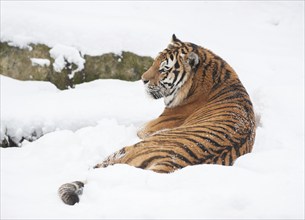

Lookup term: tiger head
[142,34,201,108]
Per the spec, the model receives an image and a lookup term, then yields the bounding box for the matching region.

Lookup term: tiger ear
[171,34,181,44]
[168,34,182,49]
[187,52,199,69]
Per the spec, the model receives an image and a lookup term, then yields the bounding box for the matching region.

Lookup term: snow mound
[0,75,163,146]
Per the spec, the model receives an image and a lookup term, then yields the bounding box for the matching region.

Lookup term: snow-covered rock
[49,44,85,79]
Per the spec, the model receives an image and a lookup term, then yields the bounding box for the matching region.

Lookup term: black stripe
[211,78,222,92]
[211,75,222,92]
[200,113,246,125]
[228,153,233,165]
[209,82,245,98]
[171,70,180,86]
[183,137,218,155]
[223,71,231,82]
[201,50,207,63]
[168,86,178,97]
[159,82,167,89]
[163,82,172,87]
[167,67,173,72]
[168,128,227,143]
[233,143,241,157]
[156,116,184,125]
[202,153,215,163]
[213,156,219,164]
[220,152,227,165]
[202,59,213,79]
[212,62,219,83]
[190,134,226,151]
[157,161,184,169]
[209,83,247,102]
[134,149,193,168]
[166,95,175,106]
[186,83,196,99]
[210,95,249,106]
[184,129,226,142]
[203,123,233,134]
[202,104,245,115]
[189,43,198,50]
[244,99,253,107]
[181,48,188,54]
[175,71,186,86]
[219,92,245,101]
[151,169,170,173]
[202,112,242,120]
[155,139,200,162]
[206,119,238,129]
[138,155,166,169]
[186,119,236,132]
[205,127,239,145]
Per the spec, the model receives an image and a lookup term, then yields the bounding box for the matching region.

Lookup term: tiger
[58,34,256,205]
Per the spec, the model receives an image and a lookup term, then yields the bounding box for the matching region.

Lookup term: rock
[0,42,153,90]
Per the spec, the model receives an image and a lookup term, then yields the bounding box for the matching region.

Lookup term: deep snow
[1,1,304,219]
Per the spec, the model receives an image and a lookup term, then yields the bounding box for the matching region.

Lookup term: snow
[30,58,50,67]
[1,1,304,219]
[49,44,85,78]
[0,75,162,147]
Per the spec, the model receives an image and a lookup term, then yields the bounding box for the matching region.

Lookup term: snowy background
[1,1,304,219]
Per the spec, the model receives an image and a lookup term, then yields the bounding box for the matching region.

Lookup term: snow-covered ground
[1,1,304,219]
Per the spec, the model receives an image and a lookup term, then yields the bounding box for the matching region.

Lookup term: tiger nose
[142,80,149,85]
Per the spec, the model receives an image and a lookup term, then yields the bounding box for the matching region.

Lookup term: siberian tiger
[58,35,256,205]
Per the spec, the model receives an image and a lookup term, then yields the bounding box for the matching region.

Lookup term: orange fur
[95,35,256,172]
